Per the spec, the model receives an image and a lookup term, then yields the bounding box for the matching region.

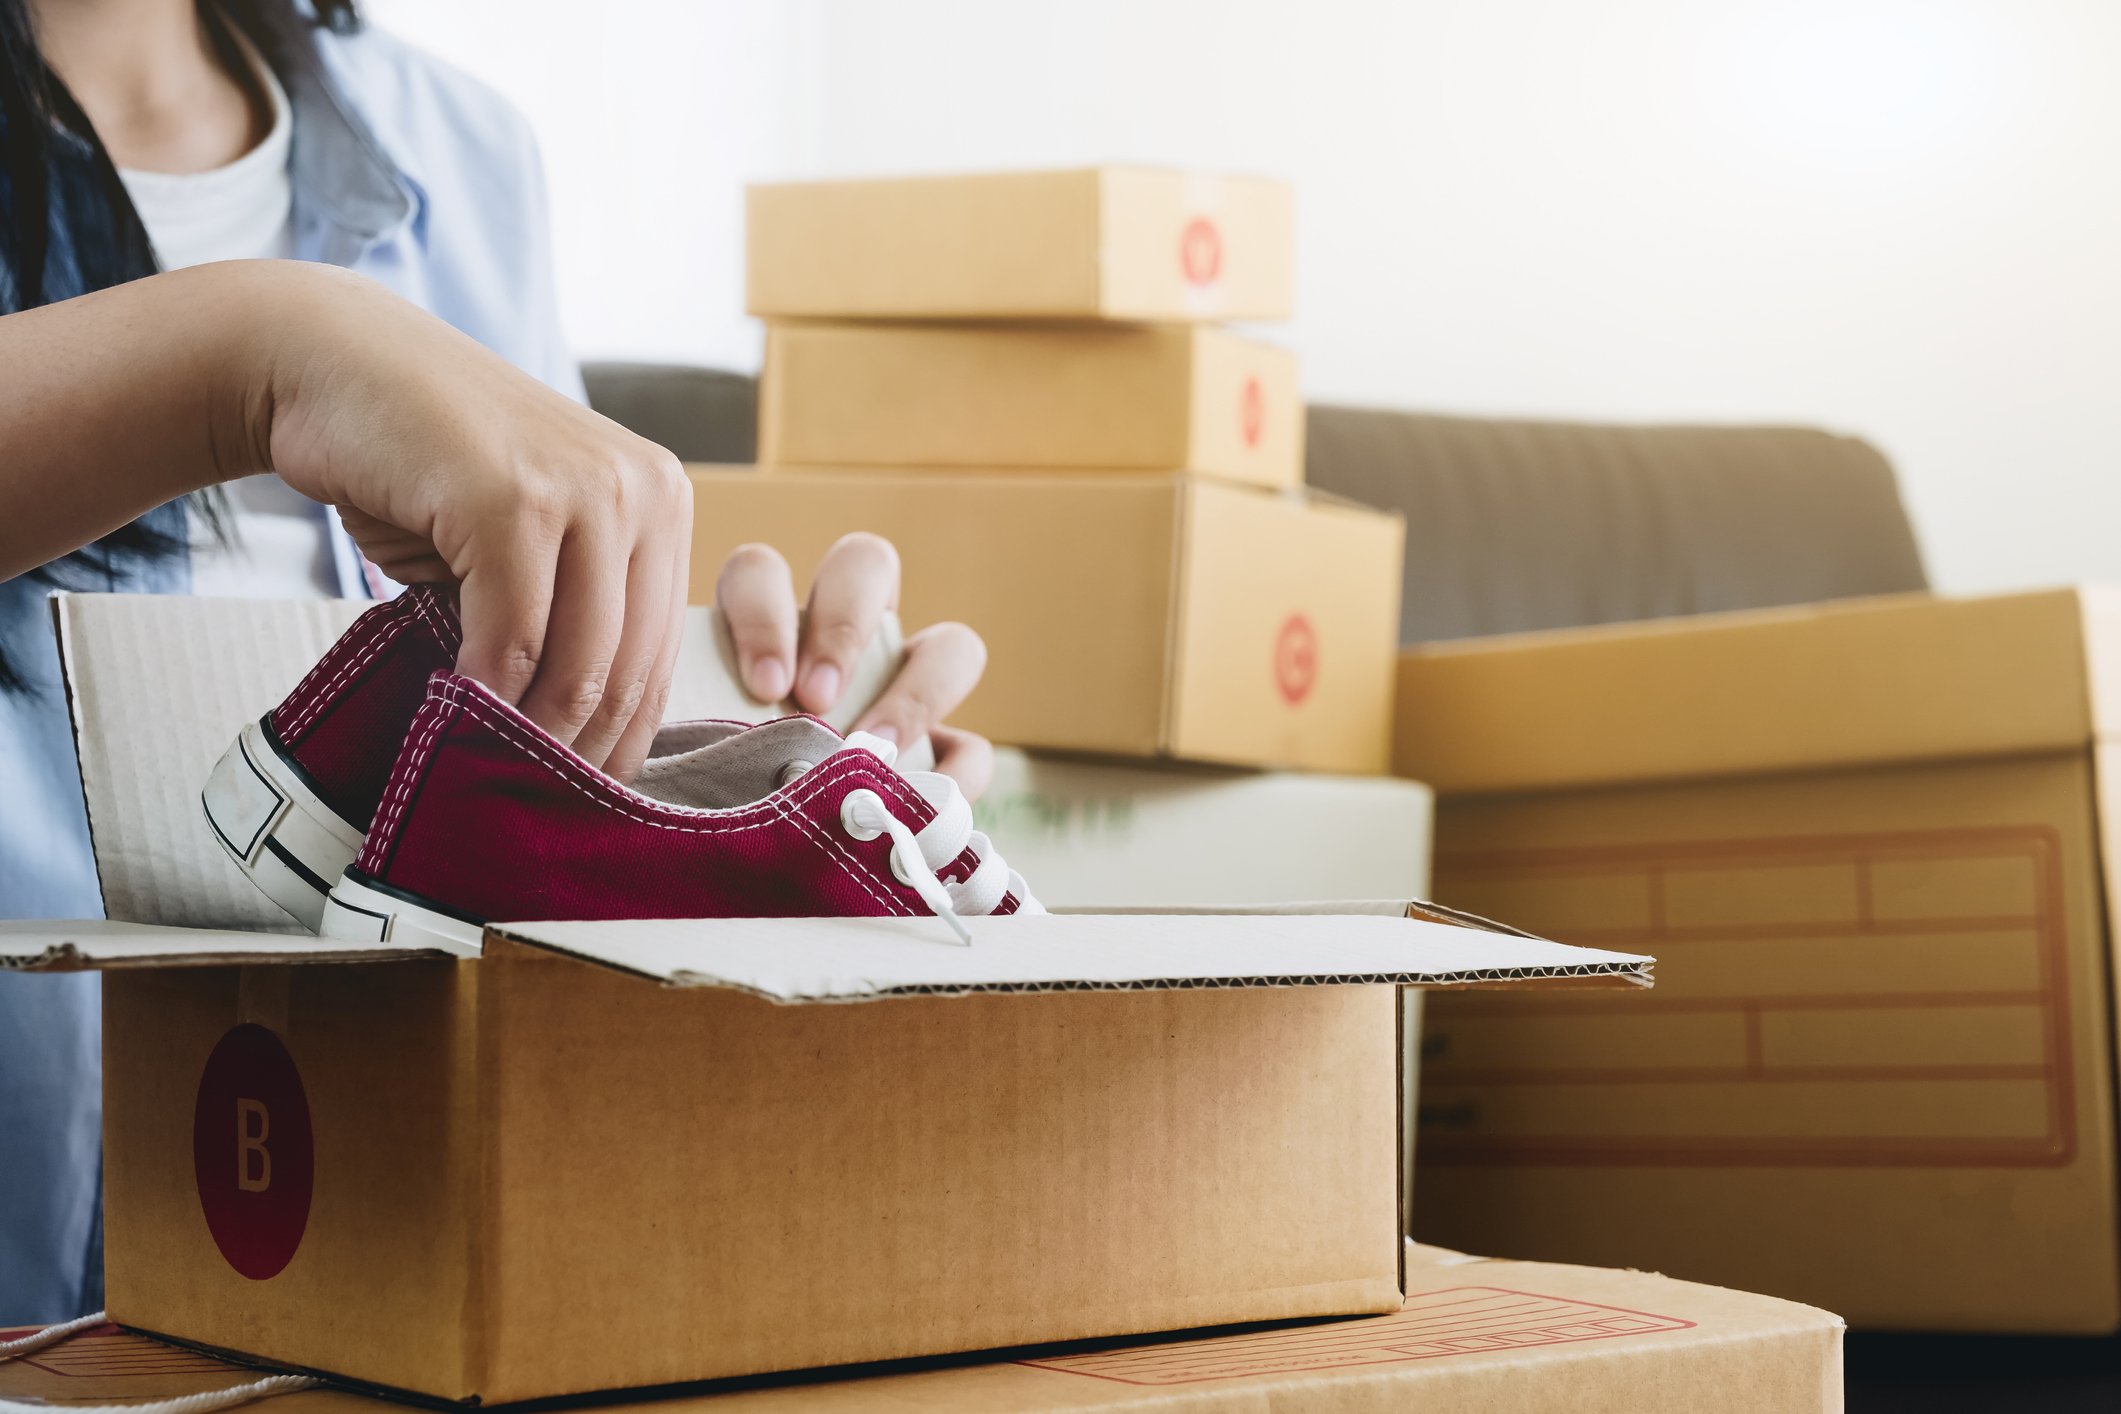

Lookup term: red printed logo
[1274,614,1318,704]
[1239,375,1265,449]
[193,1023,313,1280]
[1179,217,1223,287]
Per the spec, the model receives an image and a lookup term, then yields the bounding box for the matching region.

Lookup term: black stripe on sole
[262,836,332,896]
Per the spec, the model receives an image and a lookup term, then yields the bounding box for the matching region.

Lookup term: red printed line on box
[1020,1286,1692,1386]
[0,1325,230,1378]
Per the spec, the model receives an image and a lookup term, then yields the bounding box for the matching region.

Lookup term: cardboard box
[976,748,1432,909]
[758,322,1303,490]
[747,168,1292,323]
[688,467,1404,774]
[0,1245,1844,1413]
[3,594,1646,1400]
[1394,588,2121,1332]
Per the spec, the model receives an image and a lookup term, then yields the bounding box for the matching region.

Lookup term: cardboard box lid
[1397,586,2121,794]
[0,1244,1841,1414]
[0,910,1651,1001]
[488,909,1649,1002]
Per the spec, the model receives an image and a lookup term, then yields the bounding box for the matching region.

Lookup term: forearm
[0,261,295,580]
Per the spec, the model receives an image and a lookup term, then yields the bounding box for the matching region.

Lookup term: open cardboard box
[1,594,1648,1401]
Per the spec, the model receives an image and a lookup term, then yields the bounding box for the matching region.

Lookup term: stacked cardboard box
[0,1244,1845,1413]
[1394,588,2121,1334]
[707,167,1405,776]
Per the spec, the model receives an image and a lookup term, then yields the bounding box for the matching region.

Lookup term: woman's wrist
[198,260,369,489]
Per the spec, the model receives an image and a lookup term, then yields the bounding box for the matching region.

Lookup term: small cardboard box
[976,747,1432,909]
[688,467,1404,774]
[758,322,1303,490]
[3,595,1647,1400]
[1394,588,2121,1332]
[747,168,1293,322]
[0,1245,1844,1413]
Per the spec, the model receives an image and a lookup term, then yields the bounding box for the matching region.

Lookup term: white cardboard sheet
[489,912,1652,1003]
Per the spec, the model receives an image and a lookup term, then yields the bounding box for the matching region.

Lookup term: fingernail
[802,663,842,709]
[866,724,899,746]
[747,656,791,703]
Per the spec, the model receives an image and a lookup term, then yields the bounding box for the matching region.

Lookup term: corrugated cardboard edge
[49,593,106,911]
[481,909,1653,1003]
[0,939,438,971]
[0,920,442,971]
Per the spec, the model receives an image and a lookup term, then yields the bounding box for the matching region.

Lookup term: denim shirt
[0,21,583,1320]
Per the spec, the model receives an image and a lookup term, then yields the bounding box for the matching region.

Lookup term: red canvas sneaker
[201,588,750,931]
[200,586,460,930]
[318,673,1038,952]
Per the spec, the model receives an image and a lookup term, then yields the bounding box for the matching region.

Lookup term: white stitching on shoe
[277,602,413,740]
[365,691,456,871]
[432,680,846,828]
[397,679,922,914]
[404,586,462,656]
[763,788,908,917]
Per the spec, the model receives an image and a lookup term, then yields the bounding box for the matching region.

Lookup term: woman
[1,0,988,1319]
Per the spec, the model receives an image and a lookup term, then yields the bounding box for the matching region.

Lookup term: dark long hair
[0,0,358,688]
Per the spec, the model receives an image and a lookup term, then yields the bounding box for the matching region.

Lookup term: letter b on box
[193,1023,313,1279]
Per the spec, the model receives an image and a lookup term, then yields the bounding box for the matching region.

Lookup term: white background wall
[368,0,2119,595]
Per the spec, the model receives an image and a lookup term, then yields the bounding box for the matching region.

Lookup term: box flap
[0,919,441,971]
[1397,588,2101,794]
[487,912,1650,1002]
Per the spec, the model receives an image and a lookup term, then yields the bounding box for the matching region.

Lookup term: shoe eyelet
[840,788,884,841]
[778,759,814,789]
[888,849,913,885]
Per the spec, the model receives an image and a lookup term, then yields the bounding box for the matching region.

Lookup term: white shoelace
[786,732,1042,945]
[0,1312,317,1414]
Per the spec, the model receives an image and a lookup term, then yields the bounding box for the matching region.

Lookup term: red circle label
[1240,375,1265,449]
[1274,614,1318,705]
[193,1023,313,1280]
[1179,216,1223,287]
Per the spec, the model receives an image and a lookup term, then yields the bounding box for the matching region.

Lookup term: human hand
[255,266,691,781]
[714,533,994,798]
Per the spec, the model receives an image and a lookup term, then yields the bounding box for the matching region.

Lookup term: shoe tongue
[633,715,852,810]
